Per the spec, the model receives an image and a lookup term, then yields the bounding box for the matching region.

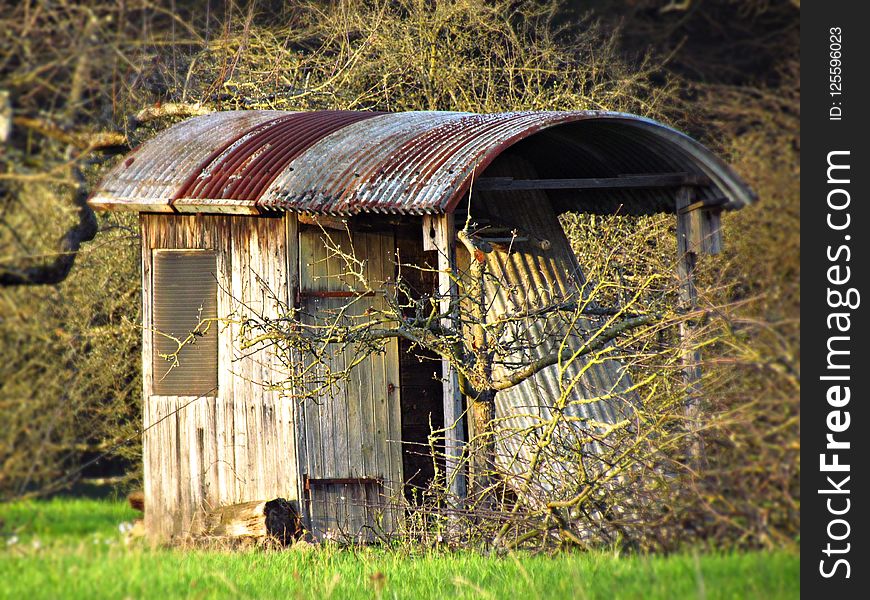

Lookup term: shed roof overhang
[87,110,756,216]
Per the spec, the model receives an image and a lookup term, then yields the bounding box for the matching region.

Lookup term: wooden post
[675,187,706,465]
[424,214,467,501]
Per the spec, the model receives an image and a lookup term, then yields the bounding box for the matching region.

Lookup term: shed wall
[141,213,299,540]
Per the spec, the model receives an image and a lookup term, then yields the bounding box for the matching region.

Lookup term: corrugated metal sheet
[89,111,290,212]
[178,110,384,203]
[89,110,755,215]
[471,154,635,498]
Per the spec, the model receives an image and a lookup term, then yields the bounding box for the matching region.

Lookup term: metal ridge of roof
[88,109,756,215]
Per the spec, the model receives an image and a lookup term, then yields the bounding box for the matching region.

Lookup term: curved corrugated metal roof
[88,110,755,215]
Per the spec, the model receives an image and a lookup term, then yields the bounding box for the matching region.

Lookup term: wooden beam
[422,214,439,251]
[172,198,261,214]
[303,476,383,491]
[676,196,729,214]
[675,187,706,467]
[298,290,377,299]
[427,213,467,502]
[448,216,553,252]
[297,213,349,231]
[474,172,710,192]
[676,196,724,256]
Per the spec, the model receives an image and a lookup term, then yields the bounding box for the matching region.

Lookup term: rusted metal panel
[178,110,383,203]
[259,111,467,213]
[89,110,756,216]
[89,111,291,211]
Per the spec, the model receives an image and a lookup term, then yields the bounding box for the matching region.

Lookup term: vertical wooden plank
[149,396,166,541]
[324,227,349,480]
[359,234,377,481]
[325,485,338,540]
[261,218,285,501]
[383,231,403,508]
[676,187,706,465]
[701,208,723,255]
[142,389,157,537]
[182,397,201,535]
[201,396,218,512]
[321,282,338,488]
[191,397,207,520]
[321,230,341,483]
[230,218,250,503]
[214,217,235,506]
[347,483,364,543]
[299,227,324,532]
[344,293,365,479]
[433,213,467,500]
[262,218,282,497]
[368,232,398,533]
[163,397,177,540]
[245,220,266,502]
[140,215,157,539]
[370,231,401,531]
[342,281,364,532]
[163,395,180,539]
[336,484,350,540]
[141,215,154,398]
[284,214,301,504]
[196,218,218,514]
[367,233,389,485]
[306,230,328,481]
[365,482,381,540]
[264,219,280,499]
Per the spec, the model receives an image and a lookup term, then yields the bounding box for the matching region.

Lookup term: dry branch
[132,102,213,125]
[0,165,97,286]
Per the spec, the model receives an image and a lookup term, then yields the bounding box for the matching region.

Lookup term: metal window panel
[152,250,219,396]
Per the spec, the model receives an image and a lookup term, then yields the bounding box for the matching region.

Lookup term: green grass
[1,498,798,600]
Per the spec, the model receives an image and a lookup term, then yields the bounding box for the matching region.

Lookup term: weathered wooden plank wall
[141,213,299,541]
[297,226,403,540]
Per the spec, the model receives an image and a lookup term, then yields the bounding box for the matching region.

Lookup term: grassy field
[0,498,798,600]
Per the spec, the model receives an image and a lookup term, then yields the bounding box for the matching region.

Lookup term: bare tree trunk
[0,165,98,286]
[457,227,499,504]
[468,389,497,504]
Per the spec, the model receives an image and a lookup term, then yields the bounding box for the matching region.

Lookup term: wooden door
[297,226,403,541]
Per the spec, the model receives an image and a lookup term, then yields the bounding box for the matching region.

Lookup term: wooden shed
[89,110,754,543]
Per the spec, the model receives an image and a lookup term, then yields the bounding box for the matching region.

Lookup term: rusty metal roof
[89,110,755,215]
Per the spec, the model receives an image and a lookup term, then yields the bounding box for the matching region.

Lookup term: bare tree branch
[490,314,657,391]
[0,165,97,286]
